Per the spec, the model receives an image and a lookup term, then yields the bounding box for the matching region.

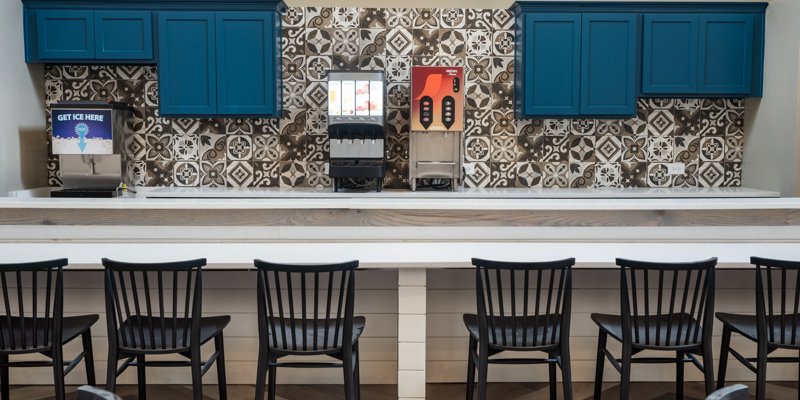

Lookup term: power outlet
[463,163,476,176]
[323,163,330,175]
[667,162,685,175]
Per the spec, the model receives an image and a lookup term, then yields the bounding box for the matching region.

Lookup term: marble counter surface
[2,186,788,211]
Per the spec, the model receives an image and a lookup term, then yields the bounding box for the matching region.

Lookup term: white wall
[0,1,46,195]
[742,0,800,195]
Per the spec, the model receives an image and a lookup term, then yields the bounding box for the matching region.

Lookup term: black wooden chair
[717,257,800,400]
[0,259,97,400]
[102,258,230,400]
[705,384,749,400]
[592,258,717,400]
[464,258,575,400]
[254,260,363,400]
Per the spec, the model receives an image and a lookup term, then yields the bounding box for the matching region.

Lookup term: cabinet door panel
[642,14,698,94]
[216,12,278,116]
[698,14,755,95]
[36,10,95,59]
[522,13,581,117]
[580,13,637,116]
[157,12,217,116]
[95,11,153,61]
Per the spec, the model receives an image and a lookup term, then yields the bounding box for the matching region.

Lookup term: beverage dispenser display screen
[328,80,384,117]
[51,109,114,155]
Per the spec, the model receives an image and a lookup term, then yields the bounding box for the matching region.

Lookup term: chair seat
[462,313,561,349]
[717,312,800,346]
[0,314,98,353]
[267,316,365,352]
[116,315,230,352]
[591,313,703,349]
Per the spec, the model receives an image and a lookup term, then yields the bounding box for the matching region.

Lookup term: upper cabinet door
[157,12,217,116]
[36,10,95,59]
[642,14,699,94]
[580,13,637,116]
[95,11,153,61]
[521,13,581,117]
[216,12,278,116]
[698,14,755,95]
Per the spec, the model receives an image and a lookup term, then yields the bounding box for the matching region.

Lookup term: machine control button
[420,96,434,130]
[442,96,456,129]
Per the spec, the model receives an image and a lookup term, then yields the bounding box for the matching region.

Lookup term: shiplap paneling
[6,270,399,385]
[426,268,798,383]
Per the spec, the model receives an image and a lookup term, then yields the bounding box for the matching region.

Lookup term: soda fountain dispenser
[327,71,387,192]
[409,66,465,191]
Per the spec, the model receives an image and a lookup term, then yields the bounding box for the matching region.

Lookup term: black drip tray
[51,188,120,198]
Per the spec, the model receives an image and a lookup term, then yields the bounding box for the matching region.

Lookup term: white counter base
[0,192,796,398]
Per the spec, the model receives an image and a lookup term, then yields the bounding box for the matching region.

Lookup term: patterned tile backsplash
[43,7,745,189]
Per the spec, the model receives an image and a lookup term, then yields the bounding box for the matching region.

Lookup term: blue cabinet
[26,9,154,63]
[517,12,636,117]
[158,11,281,117]
[157,12,217,116]
[698,14,755,95]
[514,2,768,117]
[642,13,760,96]
[580,13,637,116]
[642,14,698,94]
[216,12,278,115]
[95,11,153,60]
[520,14,581,116]
[35,10,95,60]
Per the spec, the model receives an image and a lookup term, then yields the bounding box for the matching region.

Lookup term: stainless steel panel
[60,154,124,189]
[330,139,385,159]
[409,131,463,191]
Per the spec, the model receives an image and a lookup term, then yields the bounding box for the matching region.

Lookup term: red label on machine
[411,66,464,132]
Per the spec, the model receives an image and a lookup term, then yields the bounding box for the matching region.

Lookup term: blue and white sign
[52,109,114,155]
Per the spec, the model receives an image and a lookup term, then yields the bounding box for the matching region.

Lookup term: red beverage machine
[409,66,464,191]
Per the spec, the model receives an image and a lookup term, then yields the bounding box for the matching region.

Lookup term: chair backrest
[752,257,800,346]
[618,258,717,348]
[472,258,574,349]
[102,258,205,352]
[705,384,749,400]
[77,385,123,400]
[0,259,66,352]
[254,260,358,353]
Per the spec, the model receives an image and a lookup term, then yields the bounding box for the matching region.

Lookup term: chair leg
[137,354,146,400]
[0,354,9,400]
[593,331,607,400]
[82,329,96,386]
[215,334,228,400]
[191,350,203,400]
[354,343,361,400]
[466,337,476,400]
[717,326,731,390]
[755,341,768,400]
[267,362,277,400]
[255,348,268,400]
[702,343,715,396]
[561,346,574,400]
[52,347,66,400]
[676,351,684,400]
[619,342,632,400]
[343,350,355,400]
[105,349,118,393]
[549,359,557,400]
[476,353,488,400]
